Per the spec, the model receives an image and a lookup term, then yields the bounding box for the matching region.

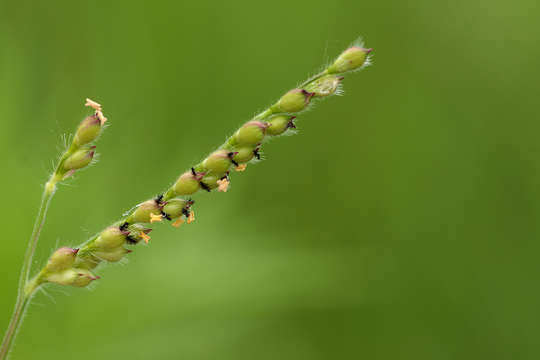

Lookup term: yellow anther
[172,218,185,228]
[217,178,230,192]
[150,213,163,223]
[85,98,102,111]
[235,164,247,172]
[187,210,195,224]
[140,232,151,244]
[96,110,108,125]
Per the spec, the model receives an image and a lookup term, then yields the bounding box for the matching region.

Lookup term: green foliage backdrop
[1,0,539,359]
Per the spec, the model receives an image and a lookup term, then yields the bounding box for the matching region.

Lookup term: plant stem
[0,179,57,360]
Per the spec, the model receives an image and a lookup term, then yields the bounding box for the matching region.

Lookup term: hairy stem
[0,180,57,360]
[1,99,107,358]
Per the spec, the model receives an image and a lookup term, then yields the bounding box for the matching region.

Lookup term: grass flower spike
[0,40,373,359]
[0,99,109,359]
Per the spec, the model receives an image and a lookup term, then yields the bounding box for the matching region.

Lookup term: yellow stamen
[150,213,163,223]
[217,178,230,192]
[187,210,195,224]
[140,232,151,244]
[172,218,185,228]
[96,110,108,125]
[235,164,247,172]
[85,98,102,111]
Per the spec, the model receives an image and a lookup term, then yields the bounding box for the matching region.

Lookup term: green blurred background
[1,0,539,359]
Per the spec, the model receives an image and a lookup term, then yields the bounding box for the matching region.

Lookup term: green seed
[73,115,102,146]
[327,47,372,74]
[272,89,313,113]
[162,198,191,219]
[93,247,131,263]
[45,268,98,288]
[233,147,256,163]
[129,200,161,223]
[45,247,78,272]
[201,175,220,190]
[267,115,293,136]
[173,172,201,195]
[63,147,95,170]
[234,121,267,146]
[202,150,233,175]
[94,227,128,249]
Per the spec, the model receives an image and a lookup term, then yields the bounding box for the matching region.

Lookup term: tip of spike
[85,98,102,111]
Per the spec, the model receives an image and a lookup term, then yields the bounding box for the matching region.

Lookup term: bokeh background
[1,0,539,359]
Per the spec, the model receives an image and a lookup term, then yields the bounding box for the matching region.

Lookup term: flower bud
[45,247,78,272]
[233,146,257,163]
[73,114,102,146]
[271,89,314,113]
[202,150,236,175]
[327,47,372,74]
[128,199,163,223]
[233,121,268,146]
[162,198,193,220]
[45,268,99,287]
[305,75,344,97]
[63,146,95,170]
[94,226,129,249]
[173,170,204,195]
[93,247,131,263]
[266,116,296,136]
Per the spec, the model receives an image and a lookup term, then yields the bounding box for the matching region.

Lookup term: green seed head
[327,47,372,74]
[73,114,102,146]
[267,115,296,136]
[129,199,162,223]
[45,247,78,272]
[202,150,236,175]
[233,121,268,146]
[173,170,203,195]
[45,268,99,288]
[94,226,128,249]
[93,247,131,263]
[162,198,193,220]
[272,89,314,113]
[63,146,95,170]
[305,75,344,97]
